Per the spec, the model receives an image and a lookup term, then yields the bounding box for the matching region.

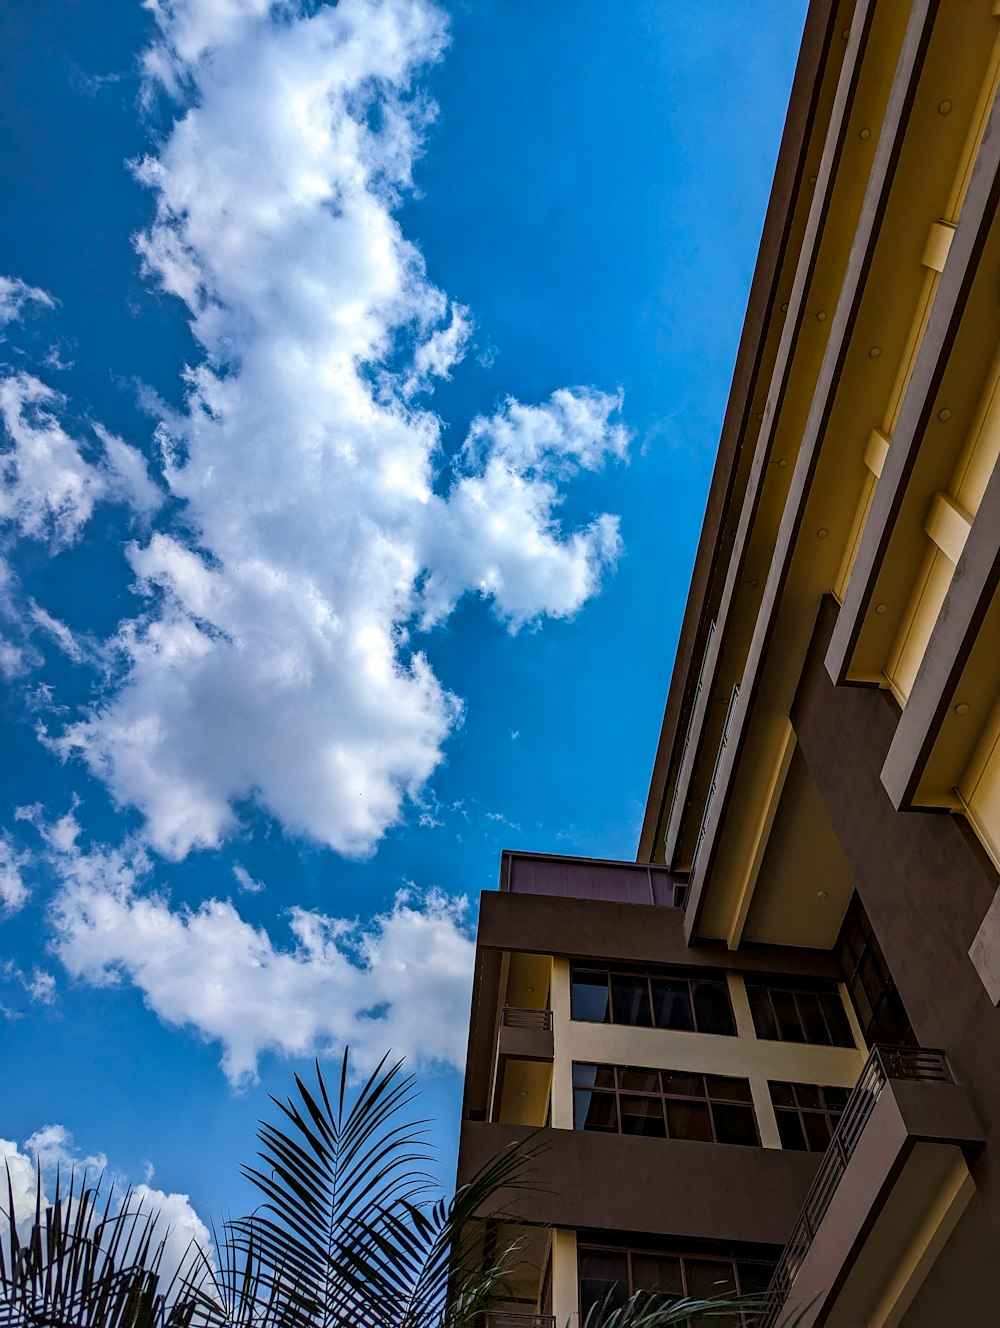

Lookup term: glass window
[610,974,652,1026]
[692,980,736,1035]
[631,1254,683,1298]
[650,977,694,1031]
[579,1250,629,1316]
[619,1096,667,1137]
[746,979,855,1048]
[579,1245,775,1326]
[569,964,737,1035]
[573,1062,759,1146]
[574,1089,617,1133]
[768,1081,848,1154]
[665,1099,713,1142]
[711,1103,758,1147]
[836,893,915,1048]
[570,969,611,1023]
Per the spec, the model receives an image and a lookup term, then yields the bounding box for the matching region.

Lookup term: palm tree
[2,1051,788,1328]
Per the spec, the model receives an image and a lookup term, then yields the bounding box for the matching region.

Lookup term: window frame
[577,1241,775,1325]
[569,962,737,1037]
[572,1061,761,1147]
[744,976,856,1048]
[767,1080,849,1153]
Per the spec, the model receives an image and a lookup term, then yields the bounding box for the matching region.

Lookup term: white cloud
[24,1122,108,1174]
[0,1129,210,1292]
[30,602,85,663]
[52,0,628,860]
[0,276,54,328]
[45,814,474,1085]
[232,863,264,894]
[0,830,30,913]
[0,373,107,548]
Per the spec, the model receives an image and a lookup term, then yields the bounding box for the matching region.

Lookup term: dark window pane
[804,1113,833,1153]
[776,1111,808,1151]
[705,1075,752,1102]
[747,985,777,1040]
[849,978,874,1033]
[769,1081,795,1107]
[619,1096,666,1137]
[686,1258,737,1299]
[737,1261,775,1294]
[820,992,855,1048]
[823,1086,849,1110]
[692,980,736,1036]
[711,1103,758,1147]
[858,951,884,1007]
[797,992,830,1045]
[666,1099,712,1142]
[571,970,611,1023]
[650,978,694,1031]
[661,1071,704,1099]
[579,1251,629,1318]
[794,1083,821,1109]
[632,1255,682,1297]
[772,989,804,1042]
[610,975,653,1027]
[574,1090,617,1132]
[618,1066,660,1093]
[573,1062,614,1088]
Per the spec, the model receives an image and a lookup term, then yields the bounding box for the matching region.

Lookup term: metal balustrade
[500,1006,553,1032]
[759,1045,953,1327]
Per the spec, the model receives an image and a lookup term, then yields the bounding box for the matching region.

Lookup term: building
[456,2,1000,1325]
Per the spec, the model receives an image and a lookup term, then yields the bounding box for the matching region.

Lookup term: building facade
[456,2,1000,1324]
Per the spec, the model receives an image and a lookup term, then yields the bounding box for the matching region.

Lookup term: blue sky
[0,0,805,1241]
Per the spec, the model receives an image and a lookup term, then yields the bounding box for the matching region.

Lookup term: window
[570,965,736,1036]
[578,1243,774,1326]
[836,893,915,1048]
[768,1081,849,1153]
[745,978,855,1048]
[572,1063,759,1146]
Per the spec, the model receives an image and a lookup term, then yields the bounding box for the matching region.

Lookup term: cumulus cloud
[43,813,473,1085]
[49,0,627,860]
[0,1129,210,1291]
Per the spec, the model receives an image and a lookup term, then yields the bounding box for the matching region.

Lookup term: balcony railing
[486,1315,555,1328]
[500,1006,553,1031]
[759,1045,953,1327]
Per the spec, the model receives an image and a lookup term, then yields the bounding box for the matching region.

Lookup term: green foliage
[1,1051,798,1328]
[0,1165,206,1328]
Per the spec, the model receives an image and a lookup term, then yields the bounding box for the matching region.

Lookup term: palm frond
[0,1163,210,1328]
[233,1051,541,1328]
[581,1287,766,1327]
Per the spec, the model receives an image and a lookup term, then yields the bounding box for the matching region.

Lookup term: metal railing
[759,1045,953,1327]
[486,1315,555,1328]
[500,1006,553,1032]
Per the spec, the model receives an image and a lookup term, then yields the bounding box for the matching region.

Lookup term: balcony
[760,1046,984,1328]
[500,1006,552,1031]
[458,1121,820,1245]
[500,850,686,907]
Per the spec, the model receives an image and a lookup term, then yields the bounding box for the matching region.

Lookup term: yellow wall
[548,960,866,1146]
